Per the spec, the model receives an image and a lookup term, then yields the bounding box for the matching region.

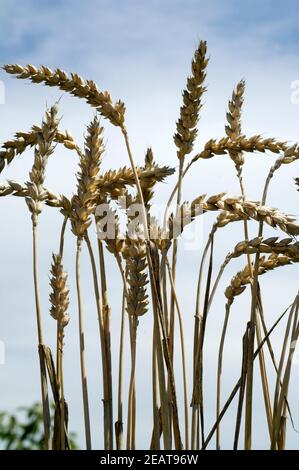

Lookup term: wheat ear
[3,64,125,127]
[169,193,299,238]
[171,42,208,424]
[49,254,70,449]
[0,126,78,173]
[174,40,208,160]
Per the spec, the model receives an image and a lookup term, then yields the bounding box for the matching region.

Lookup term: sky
[0,0,299,450]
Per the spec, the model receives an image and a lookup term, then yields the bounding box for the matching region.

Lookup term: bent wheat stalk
[25,105,59,449]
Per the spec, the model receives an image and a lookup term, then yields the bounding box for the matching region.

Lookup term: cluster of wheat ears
[0,40,299,451]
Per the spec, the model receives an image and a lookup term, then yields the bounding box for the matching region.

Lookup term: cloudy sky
[0,0,299,450]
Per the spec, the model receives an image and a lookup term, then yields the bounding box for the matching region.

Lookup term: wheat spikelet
[3,64,125,127]
[214,210,244,228]
[0,126,77,173]
[225,253,298,306]
[174,40,208,159]
[169,193,299,238]
[25,105,60,224]
[295,177,299,191]
[231,237,299,259]
[49,254,70,328]
[225,80,245,169]
[140,148,157,210]
[123,237,149,317]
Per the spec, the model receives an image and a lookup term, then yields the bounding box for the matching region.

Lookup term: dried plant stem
[168,157,184,445]
[121,127,149,236]
[233,324,250,449]
[255,298,273,437]
[164,160,192,227]
[75,237,92,450]
[271,294,299,449]
[204,304,290,449]
[237,169,273,443]
[126,315,138,450]
[151,332,160,450]
[169,157,184,359]
[84,234,109,449]
[244,156,280,449]
[32,223,51,450]
[59,216,68,258]
[216,303,230,449]
[97,239,113,449]
[57,324,65,450]
[166,258,189,449]
[152,295,171,449]
[191,229,215,449]
[115,287,126,450]
[193,234,214,448]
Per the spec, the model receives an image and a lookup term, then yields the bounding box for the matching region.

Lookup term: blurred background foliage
[0,403,78,450]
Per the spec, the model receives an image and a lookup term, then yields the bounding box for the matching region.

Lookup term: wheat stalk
[26,104,59,449]
[170,42,208,421]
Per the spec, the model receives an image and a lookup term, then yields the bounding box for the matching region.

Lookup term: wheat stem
[32,223,51,449]
[75,237,92,449]
[97,239,114,449]
[166,258,189,449]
